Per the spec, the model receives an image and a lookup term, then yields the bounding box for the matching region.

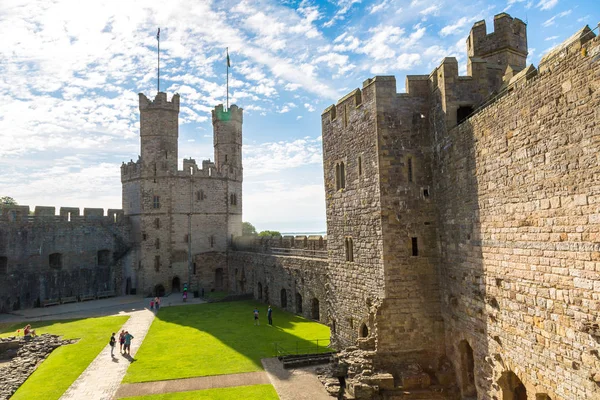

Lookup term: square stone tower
[121,93,243,296]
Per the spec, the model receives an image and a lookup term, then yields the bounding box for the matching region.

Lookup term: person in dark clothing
[333,358,348,399]
[267,305,273,325]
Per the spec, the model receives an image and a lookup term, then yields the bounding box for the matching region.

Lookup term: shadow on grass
[126,300,330,383]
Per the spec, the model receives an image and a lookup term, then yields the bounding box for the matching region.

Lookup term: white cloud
[419,5,440,16]
[545,35,559,41]
[296,115,303,120]
[369,0,390,14]
[359,25,405,60]
[537,0,558,10]
[304,103,316,112]
[542,10,571,27]
[440,17,472,36]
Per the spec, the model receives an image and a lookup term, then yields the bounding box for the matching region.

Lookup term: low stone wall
[0,334,77,399]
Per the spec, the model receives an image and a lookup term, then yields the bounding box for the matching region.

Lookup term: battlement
[232,234,327,258]
[212,104,243,124]
[468,13,527,70]
[0,205,125,223]
[138,92,180,112]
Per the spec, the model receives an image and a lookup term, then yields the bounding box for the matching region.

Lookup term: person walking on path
[123,331,134,355]
[109,333,116,357]
[118,330,125,353]
[267,305,273,326]
[150,299,154,310]
[154,297,160,312]
[253,308,260,325]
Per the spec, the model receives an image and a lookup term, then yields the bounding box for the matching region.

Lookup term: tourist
[119,330,125,353]
[182,291,187,302]
[267,305,273,326]
[109,333,116,357]
[150,299,154,310]
[23,324,36,337]
[332,357,348,399]
[155,296,160,311]
[123,331,134,355]
[253,308,260,325]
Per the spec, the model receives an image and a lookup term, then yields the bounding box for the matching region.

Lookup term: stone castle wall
[434,33,600,399]
[228,251,328,323]
[0,206,130,312]
[322,81,386,347]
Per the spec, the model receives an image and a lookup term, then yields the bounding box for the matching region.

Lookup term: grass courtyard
[123,300,331,383]
[0,315,129,400]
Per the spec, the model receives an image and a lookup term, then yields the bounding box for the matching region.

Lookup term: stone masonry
[121,95,243,297]
[0,206,130,311]
[319,13,600,400]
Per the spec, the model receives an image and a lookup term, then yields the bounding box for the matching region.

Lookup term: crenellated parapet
[0,205,126,224]
[139,92,180,112]
[212,104,243,124]
[232,234,327,258]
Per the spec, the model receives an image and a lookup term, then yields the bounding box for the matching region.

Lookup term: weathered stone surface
[0,334,76,400]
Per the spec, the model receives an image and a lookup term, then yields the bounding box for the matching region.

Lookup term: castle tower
[212,104,243,181]
[139,92,180,175]
[212,104,244,242]
[466,13,527,94]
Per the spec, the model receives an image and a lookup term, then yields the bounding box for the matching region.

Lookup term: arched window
[257,282,263,300]
[360,323,369,338]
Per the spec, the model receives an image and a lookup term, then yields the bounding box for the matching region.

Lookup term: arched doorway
[172,276,181,292]
[311,298,320,320]
[154,284,165,297]
[257,282,263,300]
[458,340,477,398]
[280,288,287,309]
[215,268,223,290]
[498,371,527,400]
[295,293,303,314]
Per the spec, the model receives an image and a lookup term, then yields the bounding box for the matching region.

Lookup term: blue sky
[0,0,598,233]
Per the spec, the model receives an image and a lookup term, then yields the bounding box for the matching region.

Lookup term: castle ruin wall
[434,33,600,400]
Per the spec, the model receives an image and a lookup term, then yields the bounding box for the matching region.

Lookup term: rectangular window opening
[411,237,419,256]
[358,156,362,177]
[154,255,160,272]
[407,158,413,183]
[153,195,160,209]
[0,257,7,275]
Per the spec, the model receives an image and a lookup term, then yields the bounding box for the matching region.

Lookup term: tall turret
[212,104,243,182]
[139,92,180,175]
[467,13,528,72]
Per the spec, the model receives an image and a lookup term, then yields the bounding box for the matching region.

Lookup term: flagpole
[157,28,161,93]
[226,47,229,110]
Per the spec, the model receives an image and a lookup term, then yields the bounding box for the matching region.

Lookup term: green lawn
[124,300,330,383]
[120,384,279,400]
[204,290,228,300]
[0,316,128,400]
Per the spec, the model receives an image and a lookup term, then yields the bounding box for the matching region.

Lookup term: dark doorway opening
[280,288,287,309]
[311,298,320,320]
[215,268,223,290]
[257,282,263,300]
[172,276,181,292]
[360,323,369,338]
[498,371,527,400]
[457,105,474,124]
[154,284,165,297]
[295,293,303,314]
[458,340,477,398]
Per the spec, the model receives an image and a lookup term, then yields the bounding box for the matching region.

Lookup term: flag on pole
[157,28,160,41]
[227,49,231,68]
